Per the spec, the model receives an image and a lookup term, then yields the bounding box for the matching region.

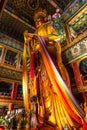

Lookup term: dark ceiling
[0,0,73,43]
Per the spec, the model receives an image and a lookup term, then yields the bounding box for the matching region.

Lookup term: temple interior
[0,0,87,130]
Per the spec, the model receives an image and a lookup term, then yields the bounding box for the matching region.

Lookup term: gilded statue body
[24,8,71,89]
[23,8,84,129]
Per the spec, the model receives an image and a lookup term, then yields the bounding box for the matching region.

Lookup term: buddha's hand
[34,36,41,51]
[35,44,40,51]
[23,30,33,43]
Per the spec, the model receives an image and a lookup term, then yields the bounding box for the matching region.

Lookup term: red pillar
[11,82,18,100]
[72,61,83,87]
[72,61,87,103]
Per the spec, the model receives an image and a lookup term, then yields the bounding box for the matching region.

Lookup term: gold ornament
[27,0,39,10]
[34,8,47,21]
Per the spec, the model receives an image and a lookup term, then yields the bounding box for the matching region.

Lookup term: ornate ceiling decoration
[0,0,73,43]
[27,0,39,10]
[56,0,73,10]
[5,0,56,26]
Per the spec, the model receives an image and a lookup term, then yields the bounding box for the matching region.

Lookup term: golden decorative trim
[66,3,87,24]
[77,55,87,64]
[0,77,22,84]
[0,64,22,72]
[67,53,87,64]
[34,8,47,21]
[0,42,22,53]
[0,66,22,81]
[62,30,87,51]
[27,0,39,10]
[0,45,23,71]
[72,85,87,94]
[0,98,23,106]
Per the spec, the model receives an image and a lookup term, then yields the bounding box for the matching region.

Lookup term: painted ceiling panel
[5,0,73,25]
[0,0,73,42]
[6,0,55,25]
[56,0,74,10]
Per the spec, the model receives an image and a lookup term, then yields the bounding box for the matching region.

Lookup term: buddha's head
[34,8,48,28]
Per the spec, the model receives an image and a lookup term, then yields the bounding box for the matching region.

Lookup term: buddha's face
[35,16,45,28]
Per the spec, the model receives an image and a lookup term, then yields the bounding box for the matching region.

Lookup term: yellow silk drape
[23,43,29,110]
[38,36,84,128]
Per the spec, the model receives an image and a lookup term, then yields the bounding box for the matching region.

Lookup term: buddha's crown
[34,8,47,21]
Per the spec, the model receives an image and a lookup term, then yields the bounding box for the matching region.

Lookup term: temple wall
[61,3,87,104]
[0,33,24,108]
[62,0,86,21]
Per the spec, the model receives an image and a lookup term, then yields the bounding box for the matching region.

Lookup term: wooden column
[72,61,87,103]
[0,47,7,64]
[11,82,18,100]
[65,24,72,44]
[72,61,83,87]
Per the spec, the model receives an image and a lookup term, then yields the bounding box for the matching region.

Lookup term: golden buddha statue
[23,8,85,129]
[24,8,71,89]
